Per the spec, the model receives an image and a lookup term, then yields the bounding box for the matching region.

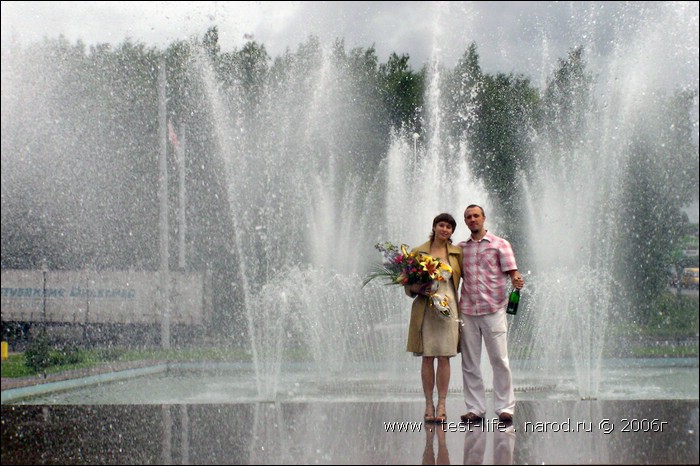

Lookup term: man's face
[464,207,484,233]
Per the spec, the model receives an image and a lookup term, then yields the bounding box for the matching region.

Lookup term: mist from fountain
[195,20,489,398]
[510,1,699,399]
[190,2,699,401]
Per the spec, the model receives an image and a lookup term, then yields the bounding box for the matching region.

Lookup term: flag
[168,120,180,148]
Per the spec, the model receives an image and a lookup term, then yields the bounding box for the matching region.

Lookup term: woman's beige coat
[404,240,463,354]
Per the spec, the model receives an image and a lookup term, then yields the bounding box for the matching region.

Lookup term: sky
[2,1,698,89]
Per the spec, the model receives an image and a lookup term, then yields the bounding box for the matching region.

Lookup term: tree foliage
[617,88,699,322]
[468,71,539,243]
[378,52,425,132]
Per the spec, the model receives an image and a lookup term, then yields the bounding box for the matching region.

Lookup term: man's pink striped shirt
[458,231,518,316]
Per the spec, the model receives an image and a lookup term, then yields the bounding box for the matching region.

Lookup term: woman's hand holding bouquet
[363,242,455,319]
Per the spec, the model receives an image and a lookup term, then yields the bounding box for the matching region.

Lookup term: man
[458,204,524,425]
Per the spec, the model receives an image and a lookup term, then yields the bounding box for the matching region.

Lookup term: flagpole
[158,59,171,349]
[178,123,186,270]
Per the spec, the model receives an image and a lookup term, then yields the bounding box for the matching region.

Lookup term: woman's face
[433,221,454,241]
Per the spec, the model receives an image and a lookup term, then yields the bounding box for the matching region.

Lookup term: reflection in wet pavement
[2,399,698,464]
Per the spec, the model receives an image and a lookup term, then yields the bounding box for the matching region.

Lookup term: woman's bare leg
[422,356,436,421]
[435,356,450,422]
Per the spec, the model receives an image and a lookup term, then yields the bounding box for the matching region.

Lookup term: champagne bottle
[506,288,520,315]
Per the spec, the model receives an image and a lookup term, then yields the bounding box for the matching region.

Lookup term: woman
[405,213,462,423]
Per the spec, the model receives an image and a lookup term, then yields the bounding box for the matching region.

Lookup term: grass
[1,354,35,378]
[623,345,698,358]
[1,346,253,379]
[1,351,115,378]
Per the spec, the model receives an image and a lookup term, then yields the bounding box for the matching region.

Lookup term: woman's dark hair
[430,212,457,242]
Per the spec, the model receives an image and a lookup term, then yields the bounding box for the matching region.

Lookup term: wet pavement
[2,398,698,464]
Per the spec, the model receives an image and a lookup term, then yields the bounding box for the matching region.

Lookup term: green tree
[331,41,391,177]
[378,52,425,132]
[202,26,220,60]
[444,42,483,139]
[617,89,699,323]
[1,37,163,271]
[540,47,593,152]
[469,71,539,244]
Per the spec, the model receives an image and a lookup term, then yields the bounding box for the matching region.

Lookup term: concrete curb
[1,362,168,404]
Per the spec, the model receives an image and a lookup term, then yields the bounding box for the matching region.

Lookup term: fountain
[194,11,493,399]
[188,1,699,402]
[1,2,697,404]
[511,1,700,399]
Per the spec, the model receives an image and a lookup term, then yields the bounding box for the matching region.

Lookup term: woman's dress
[415,273,460,357]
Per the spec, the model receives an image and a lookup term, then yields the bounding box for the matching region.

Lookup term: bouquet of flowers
[362,242,455,319]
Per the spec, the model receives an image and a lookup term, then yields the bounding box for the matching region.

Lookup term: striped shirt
[458,231,518,316]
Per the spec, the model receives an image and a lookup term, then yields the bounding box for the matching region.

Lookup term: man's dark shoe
[460,412,483,424]
[498,412,513,423]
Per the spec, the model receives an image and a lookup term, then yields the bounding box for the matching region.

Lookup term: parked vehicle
[681,267,699,289]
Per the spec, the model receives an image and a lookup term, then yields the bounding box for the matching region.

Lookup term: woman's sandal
[434,397,447,423]
[424,400,436,423]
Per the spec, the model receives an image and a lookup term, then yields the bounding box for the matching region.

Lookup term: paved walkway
[2,399,698,464]
[2,360,698,464]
